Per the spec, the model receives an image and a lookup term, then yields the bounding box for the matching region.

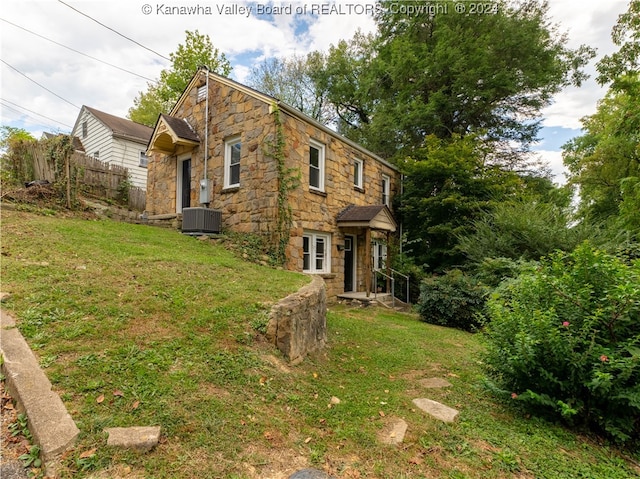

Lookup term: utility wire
[0,58,81,110]
[57,0,171,61]
[0,101,69,132]
[0,18,157,83]
[0,98,74,129]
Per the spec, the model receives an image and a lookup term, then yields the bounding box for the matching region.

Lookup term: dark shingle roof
[85,106,153,143]
[159,114,200,142]
[337,204,388,222]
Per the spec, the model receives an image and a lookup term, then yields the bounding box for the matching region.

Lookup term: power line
[57,0,171,62]
[0,18,157,83]
[0,59,81,110]
[0,101,69,132]
[0,98,73,129]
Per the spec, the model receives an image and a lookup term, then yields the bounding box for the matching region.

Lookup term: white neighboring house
[71,106,153,189]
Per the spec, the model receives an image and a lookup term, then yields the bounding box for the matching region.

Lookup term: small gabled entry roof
[147,114,200,155]
[337,205,397,232]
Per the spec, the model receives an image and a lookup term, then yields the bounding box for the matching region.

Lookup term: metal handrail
[373,268,411,307]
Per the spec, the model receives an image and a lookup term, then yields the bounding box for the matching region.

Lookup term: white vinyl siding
[71,109,149,189]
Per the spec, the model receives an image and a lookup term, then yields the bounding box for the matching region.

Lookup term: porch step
[337,292,411,312]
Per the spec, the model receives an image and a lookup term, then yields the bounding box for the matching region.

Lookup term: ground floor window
[303,231,331,273]
[372,240,387,271]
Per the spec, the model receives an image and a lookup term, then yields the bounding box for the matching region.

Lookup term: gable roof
[147,114,200,154]
[337,204,397,232]
[75,106,153,144]
[171,69,400,173]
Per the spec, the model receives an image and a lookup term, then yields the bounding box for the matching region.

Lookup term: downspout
[200,65,211,206]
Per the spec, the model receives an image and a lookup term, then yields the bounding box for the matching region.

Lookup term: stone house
[145,69,400,299]
[71,106,153,189]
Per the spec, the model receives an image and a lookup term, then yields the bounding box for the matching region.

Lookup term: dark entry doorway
[344,235,355,292]
[181,158,191,210]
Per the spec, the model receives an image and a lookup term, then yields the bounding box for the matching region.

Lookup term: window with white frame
[309,140,325,191]
[224,135,241,189]
[353,158,363,189]
[372,240,387,271]
[82,121,88,138]
[381,174,390,206]
[303,231,331,273]
[139,151,148,168]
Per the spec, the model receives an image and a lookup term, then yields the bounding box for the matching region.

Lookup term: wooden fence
[23,141,146,211]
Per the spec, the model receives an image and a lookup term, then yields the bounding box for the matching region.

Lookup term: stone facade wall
[146,75,401,299]
[266,275,327,363]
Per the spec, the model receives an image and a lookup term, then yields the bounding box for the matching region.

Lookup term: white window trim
[309,139,325,192]
[303,231,331,274]
[224,135,241,189]
[372,240,387,271]
[353,158,363,189]
[176,154,190,213]
[139,151,148,168]
[382,174,391,206]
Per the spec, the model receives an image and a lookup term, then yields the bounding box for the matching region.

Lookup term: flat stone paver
[105,426,161,453]
[412,398,459,423]
[0,309,79,460]
[289,469,336,479]
[377,417,408,445]
[418,377,452,388]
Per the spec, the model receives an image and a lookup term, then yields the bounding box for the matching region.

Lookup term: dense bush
[417,270,489,331]
[482,243,640,444]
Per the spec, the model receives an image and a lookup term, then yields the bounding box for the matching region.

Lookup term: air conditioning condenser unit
[181,207,222,234]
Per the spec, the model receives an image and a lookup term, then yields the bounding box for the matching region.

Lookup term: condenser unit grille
[181,207,222,234]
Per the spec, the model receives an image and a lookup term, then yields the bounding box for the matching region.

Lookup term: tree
[316,0,594,161]
[128,30,232,126]
[397,134,522,271]
[562,76,640,224]
[596,0,640,89]
[247,53,333,124]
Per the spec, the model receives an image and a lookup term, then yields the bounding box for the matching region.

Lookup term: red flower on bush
[600,355,609,362]
[562,321,570,327]
[511,392,518,399]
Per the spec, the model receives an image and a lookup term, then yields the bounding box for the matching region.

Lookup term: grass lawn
[1,207,639,478]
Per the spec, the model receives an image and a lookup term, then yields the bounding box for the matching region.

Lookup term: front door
[180,158,191,211]
[344,235,355,292]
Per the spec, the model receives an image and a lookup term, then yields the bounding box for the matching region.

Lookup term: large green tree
[128,30,232,126]
[563,77,640,224]
[316,0,594,161]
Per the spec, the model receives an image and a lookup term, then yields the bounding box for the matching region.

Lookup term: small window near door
[372,240,387,271]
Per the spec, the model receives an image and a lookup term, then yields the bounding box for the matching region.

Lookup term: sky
[0,0,631,184]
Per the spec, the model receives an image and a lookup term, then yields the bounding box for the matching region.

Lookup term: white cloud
[0,0,631,150]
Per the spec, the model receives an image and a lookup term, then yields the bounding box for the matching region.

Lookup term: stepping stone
[412,398,459,423]
[418,377,452,388]
[289,469,336,479]
[377,417,408,445]
[105,426,161,453]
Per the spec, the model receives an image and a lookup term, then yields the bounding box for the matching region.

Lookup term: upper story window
[139,151,148,168]
[381,174,390,206]
[309,140,325,192]
[303,231,331,274]
[224,135,241,189]
[353,158,363,189]
[93,150,99,159]
[82,121,88,138]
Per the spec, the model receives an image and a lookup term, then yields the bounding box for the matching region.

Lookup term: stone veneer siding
[146,77,400,299]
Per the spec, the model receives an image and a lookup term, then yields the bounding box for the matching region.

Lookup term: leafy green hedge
[483,243,640,444]
[417,270,489,332]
